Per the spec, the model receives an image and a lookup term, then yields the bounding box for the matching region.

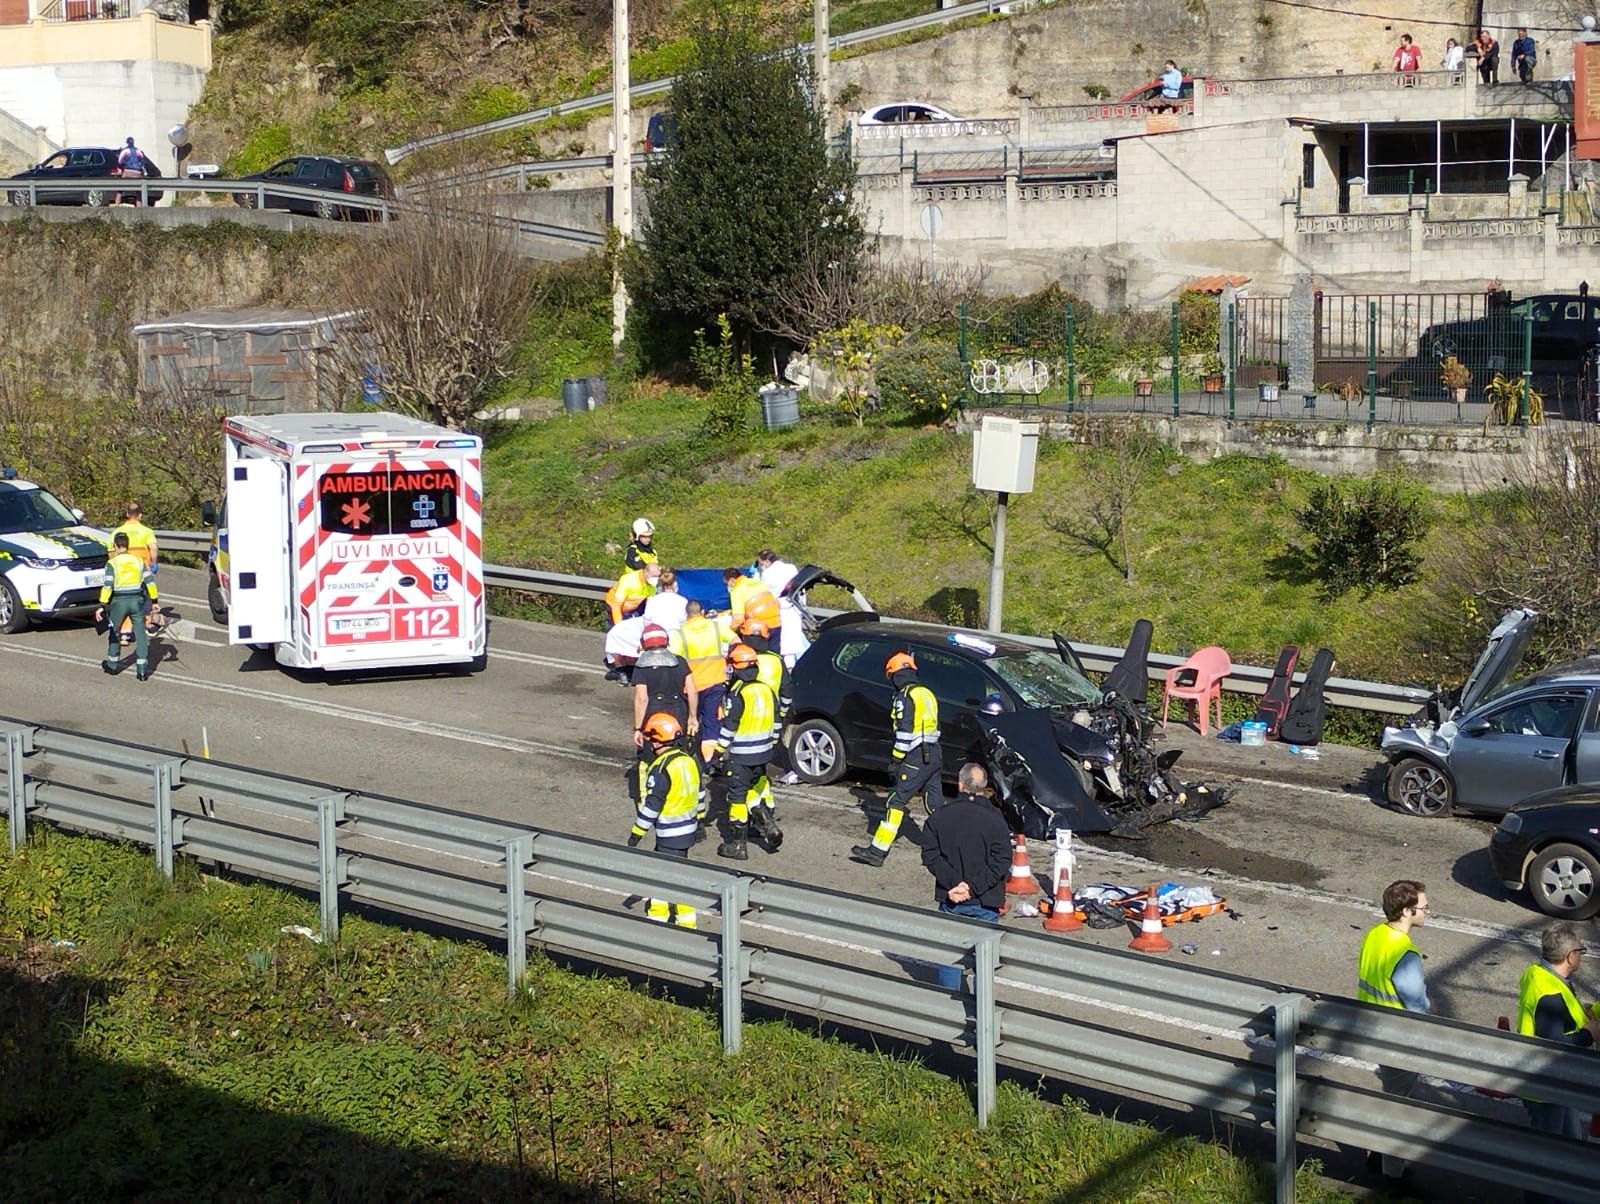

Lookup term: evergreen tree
[629,1,862,347]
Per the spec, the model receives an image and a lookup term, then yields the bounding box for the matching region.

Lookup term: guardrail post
[1273,993,1301,1204]
[316,793,346,941]
[256,182,265,211]
[504,835,531,994]
[140,177,149,208]
[152,759,182,878]
[3,725,34,851]
[719,877,750,1054]
[974,933,1000,1129]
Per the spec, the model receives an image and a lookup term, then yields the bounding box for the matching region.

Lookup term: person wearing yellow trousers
[851,652,941,867]
[112,501,157,646]
[713,644,779,860]
[1516,921,1600,1204]
[627,713,705,929]
[1355,879,1430,1182]
[96,531,158,681]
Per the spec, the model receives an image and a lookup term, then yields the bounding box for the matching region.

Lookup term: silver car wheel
[794,727,837,779]
[1535,854,1595,913]
[1395,762,1452,817]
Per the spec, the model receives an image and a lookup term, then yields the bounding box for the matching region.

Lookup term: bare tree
[1432,426,1600,671]
[327,174,546,429]
[139,373,231,521]
[763,239,988,347]
[1044,421,1157,583]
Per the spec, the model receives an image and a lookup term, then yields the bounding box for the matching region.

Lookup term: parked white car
[858,102,964,126]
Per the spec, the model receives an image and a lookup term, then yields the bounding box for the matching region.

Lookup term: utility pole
[611,0,632,350]
[814,0,830,123]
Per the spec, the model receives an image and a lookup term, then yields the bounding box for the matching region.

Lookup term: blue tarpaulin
[674,568,734,613]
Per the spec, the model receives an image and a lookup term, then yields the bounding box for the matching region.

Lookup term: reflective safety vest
[891,683,940,760]
[1356,923,1418,1008]
[1517,962,1586,1037]
[100,551,155,602]
[606,568,655,623]
[114,519,156,567]
[625,538,658,570]
[632,747,702,846]
[755,649,787,718]
[672,615,727,691]
[727,576,774,624]
[745,588,781,632]
[718,678,776,763]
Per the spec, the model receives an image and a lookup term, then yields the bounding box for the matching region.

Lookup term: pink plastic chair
[1162,646,1232,736]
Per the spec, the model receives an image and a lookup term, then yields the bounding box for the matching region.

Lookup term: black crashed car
[233,155,392,221]
[7,147,164,207]
[1489,785,1600,919]
[785,615,1126,833]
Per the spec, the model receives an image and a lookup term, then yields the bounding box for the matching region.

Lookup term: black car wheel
[315,198,339,221]
[207,569,227,624]
[1387,757,1454,817]
[788,718,847,786]
[234,192,258,209]
[0,577,27,635]
[8,189,30,207]
[1527,842,1600,919]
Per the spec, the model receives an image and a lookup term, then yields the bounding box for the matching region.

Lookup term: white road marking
[1230,774,1359,803]
[0,639,1541,953]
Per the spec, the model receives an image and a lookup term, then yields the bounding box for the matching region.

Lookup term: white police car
[0,468,112,634]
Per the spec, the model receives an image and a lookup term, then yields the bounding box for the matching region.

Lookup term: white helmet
[632,517,655,537]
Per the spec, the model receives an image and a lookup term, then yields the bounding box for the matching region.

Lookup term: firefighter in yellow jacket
[95,531,158,680]
[714,643,780,860]
[628,712,704,928]
[851,651,940,867]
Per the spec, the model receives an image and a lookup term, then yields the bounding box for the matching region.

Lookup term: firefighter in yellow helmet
[714,643,780,860]
[627,712,704,928]
[851,651,940,867]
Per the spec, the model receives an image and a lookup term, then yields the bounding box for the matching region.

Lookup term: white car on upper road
[0,469,111,634]
[858,102,965,126]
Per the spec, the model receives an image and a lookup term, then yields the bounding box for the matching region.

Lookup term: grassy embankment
[482,388,1469,697]
[0,823,1341,1200]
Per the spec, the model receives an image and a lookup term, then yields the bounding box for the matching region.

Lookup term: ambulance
[210,412,485,671]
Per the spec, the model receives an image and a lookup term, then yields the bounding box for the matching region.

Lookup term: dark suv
[7,147,164,207]
[233,155,392,221]
[1415,293,1600,412]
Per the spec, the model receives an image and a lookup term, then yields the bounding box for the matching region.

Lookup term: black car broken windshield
[987,650,1102,709]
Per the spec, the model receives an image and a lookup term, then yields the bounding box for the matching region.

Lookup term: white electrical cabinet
[971,415,1040,494]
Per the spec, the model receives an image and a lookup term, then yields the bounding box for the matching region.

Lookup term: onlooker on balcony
[1475,29,1500,86]
[1441,37,1465,75]
[1511,28,1537,84]
[1155,60,1184,112]
[1392,34,1421,77]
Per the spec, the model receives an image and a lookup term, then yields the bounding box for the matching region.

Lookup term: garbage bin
[562,377,592,413]
[586,375,608,407]
[758,384,800,431]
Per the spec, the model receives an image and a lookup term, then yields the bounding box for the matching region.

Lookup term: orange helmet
[641,712,682,744]
[885,651,917,677]
[640,714,684,742]
[640,623,669,650]
[726,643,759,670]
[738,617,770,639]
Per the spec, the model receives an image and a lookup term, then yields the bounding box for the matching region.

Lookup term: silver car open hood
[1457,608,1538,717]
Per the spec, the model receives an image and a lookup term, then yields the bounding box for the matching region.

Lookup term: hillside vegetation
[1,823,1340,1200]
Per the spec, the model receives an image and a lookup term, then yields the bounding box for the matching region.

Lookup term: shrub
[1294,477,1426,599]
[875,339,964,424]
[226,123,293,176]
[690,314,756,439]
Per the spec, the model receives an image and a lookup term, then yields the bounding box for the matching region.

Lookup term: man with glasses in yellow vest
[1517,921,1600,1204]
[1355,879,1430,1182]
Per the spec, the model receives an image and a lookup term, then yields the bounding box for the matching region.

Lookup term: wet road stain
[1088,824,1322,889]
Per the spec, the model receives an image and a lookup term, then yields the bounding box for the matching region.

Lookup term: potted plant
[1440,355,1471,416]
[1258,375,1282,403]
[1483,372,1545,431]
[1201,353,1225,394]
[1077,376,1095,401]
[1133,360,1155,398]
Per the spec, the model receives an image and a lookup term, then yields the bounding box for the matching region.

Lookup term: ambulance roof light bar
[360,439,421,450]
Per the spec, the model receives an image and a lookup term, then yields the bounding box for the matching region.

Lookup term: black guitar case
[1103,618,1153,708]
[1251,645,1300,737]
[1278,647,1334,746]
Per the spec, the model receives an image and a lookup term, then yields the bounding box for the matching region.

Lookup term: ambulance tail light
[360,439,420,451]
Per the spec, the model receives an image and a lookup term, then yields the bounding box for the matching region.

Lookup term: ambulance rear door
[307,452,473,664]
[225,457,291,646]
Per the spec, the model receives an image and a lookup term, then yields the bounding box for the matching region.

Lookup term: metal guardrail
[4,716,1598,1204]
[0,176,604,247]
[152,530,1431,715]
[383,0,1018,164]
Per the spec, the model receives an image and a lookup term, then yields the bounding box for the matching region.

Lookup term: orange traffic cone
[1005,834,1035,895]
[1042,874,1082,933]
[1128,885,1172,953]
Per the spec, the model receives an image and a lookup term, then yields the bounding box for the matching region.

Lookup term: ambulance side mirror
[200,501,217,526]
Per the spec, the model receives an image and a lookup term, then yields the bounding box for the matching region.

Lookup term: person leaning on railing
[1516,921,1599,1204]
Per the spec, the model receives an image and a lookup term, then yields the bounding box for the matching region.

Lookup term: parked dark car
[1383,609,1600,818]
[232,155,392,221]
[1412,293,1600,409]
[1489,785,1600,919]
[7,147,164,207]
